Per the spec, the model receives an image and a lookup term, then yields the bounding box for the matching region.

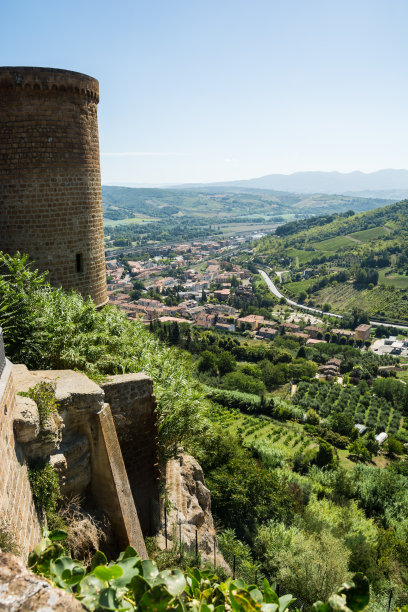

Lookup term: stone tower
[0,67,107,307]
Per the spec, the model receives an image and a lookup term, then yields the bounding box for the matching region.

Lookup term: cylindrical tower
[0,66,107,307]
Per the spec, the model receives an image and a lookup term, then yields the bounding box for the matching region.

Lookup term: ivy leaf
[278,594,295,612]
[139,585,173,611]
[111,557,140,590]
[91,550,108,570]
[48,529,68,542]
[98,587,121,610]
[154,569,187,596]
[140,559,159,584]
[121,546,139,559]
[50,556,85,589]
[93,564,123,582]
[77,573,106,610]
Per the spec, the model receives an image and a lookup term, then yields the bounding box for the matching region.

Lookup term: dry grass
[59,497,111,566]
[0,515,20,555]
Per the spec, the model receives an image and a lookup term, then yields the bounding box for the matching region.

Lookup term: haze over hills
[176,169,408,200]
[101,185,392,222]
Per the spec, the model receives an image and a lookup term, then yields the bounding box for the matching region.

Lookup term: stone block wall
[101,374,161,536]
[0,358,160,559]
[0,66,107,307]
[0,360,41,558]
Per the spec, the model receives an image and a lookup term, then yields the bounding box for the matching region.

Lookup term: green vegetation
[292,380,407,437]
[28,528,371,612]
[0,252,205,461]
[20,382,59,430]
[253,199,408,323]
[28,461,63,529]
[103,186,389,223]
[4,251,408,607]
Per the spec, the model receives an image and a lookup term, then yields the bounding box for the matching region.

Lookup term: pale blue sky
[2,0,407,184]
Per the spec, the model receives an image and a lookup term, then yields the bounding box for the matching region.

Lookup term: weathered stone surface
[0,552,85,611]
[13,396,39,444]
[159,453,227,568]
[0,66,107,308]
[101,374,160,536]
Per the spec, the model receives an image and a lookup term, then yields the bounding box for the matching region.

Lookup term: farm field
[207,401,384,470]
[313,283,408,323]
[310,235,356,252]
[292,380,405,436]
[284,248,317,265]
[220,222,279,235]
[104,216,155,226]
[348,226,388,242]
[282,277,318,298]
[378,268,408,289]
[208,403,317,460]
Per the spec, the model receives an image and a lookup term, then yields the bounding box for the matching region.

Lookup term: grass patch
[378,269,408,290]
[348,226,388,242]
[310,235,356,252]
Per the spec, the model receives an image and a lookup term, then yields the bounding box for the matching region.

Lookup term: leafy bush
[27,529,370,612]
[28,461,63,529]
[221,371,266,396]
[20,382,59,430]
[0,252,205,461]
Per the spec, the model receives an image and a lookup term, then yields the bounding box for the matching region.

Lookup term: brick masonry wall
[0,361,41,558]
[0,67,107,307]
[101,374,161,536]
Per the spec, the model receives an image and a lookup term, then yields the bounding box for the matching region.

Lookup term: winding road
[258,269,408,330]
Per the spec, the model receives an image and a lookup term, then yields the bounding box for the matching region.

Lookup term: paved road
[258,269,408,330]
[258,269,342,319]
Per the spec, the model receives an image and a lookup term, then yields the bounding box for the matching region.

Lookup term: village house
[355,324,372,342]
[215,321,235,332]
[257,327,278,340]
[214,288,231,302]
[280,322,301,334]
[195,313,217,328]
[318,357,342,380]
[237,314,265,331]
[302,268,314,279]
[305,325,325,339]
[331,328,355,341]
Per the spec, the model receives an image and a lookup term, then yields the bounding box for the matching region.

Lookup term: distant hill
[179,169,408,199]
[101,185,392,222]
[252,198,408,324]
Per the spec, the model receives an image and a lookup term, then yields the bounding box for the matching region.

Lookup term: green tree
[315,439,337,469]
[276,529,350,605]
[386,437,404,457]
[306,408,320,425]
[198,350,217,373]
[348,439,371,463]
[217,351,236,376]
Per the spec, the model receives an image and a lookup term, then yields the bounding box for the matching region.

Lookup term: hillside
[182,169,408,198]
[252,199,408,324]
[102,185,391,223]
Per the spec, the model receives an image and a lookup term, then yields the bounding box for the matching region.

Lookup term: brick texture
[0,362,41,559]
[0,66,107,307]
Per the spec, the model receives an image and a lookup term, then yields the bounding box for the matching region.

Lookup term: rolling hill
[178,169,408,198]
[102,185,391,222]
[251,199,408,324]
